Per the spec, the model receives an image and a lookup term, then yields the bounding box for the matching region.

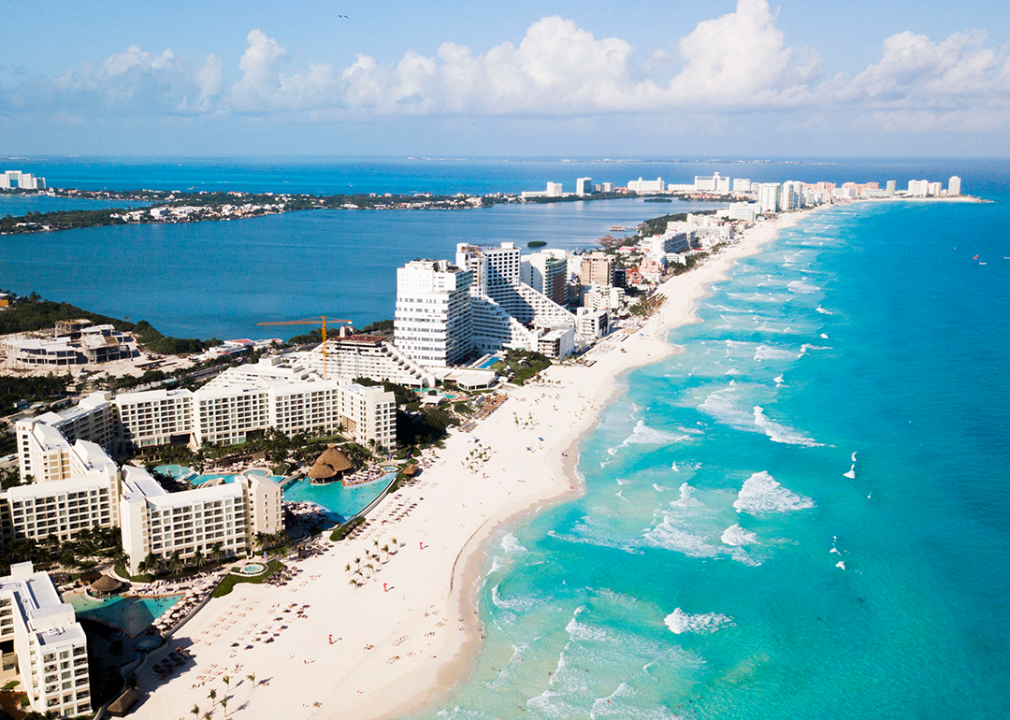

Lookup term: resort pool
[190,474,238,486]
[246,469,285,481]
[475,356,502,369]
[235,563,266,576]
[155,464,195,481]
[282,471,397,522]
[69,593,183,636]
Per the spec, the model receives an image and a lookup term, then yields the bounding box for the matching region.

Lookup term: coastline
[128,208,816,720]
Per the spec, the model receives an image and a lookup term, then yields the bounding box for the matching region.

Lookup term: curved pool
[69,593,183,636]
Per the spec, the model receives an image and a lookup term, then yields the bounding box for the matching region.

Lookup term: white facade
[521,251,568,306]
[0,563,90,717]
[394,260,474,367]
[575,177,592,196]
[297,335,435,387]
[728,203,759,223]
[908,179,929,197]
[546,182,563,197]
[927,182,943,197]
[0,171,46,190]
[627,177,665,193]
[537,327,575,358]
[192,360,396,450]
[575,307,609,341]
[886,180,897,196]
[595,182,614,193]
[948,176,961,196]
[583,286,625,312]
[2,440,120,544]
[732,178,752,193]
[694,173,731,193]
[758,183,781,213]
[116,388,194,450]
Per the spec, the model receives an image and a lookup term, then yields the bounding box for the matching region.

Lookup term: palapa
[90,574,124,594]
[309,445,354,482]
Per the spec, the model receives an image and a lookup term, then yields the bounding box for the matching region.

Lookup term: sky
[2,0,1009,157]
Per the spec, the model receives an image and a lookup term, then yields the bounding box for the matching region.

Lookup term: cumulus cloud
[6,0,1010,134]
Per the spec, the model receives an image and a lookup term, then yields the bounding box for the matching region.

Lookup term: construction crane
[257,316,352,377]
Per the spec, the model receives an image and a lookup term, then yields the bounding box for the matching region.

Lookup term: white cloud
[9,0,1010,135]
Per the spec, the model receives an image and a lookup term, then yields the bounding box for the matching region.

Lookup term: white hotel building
[119,466,282,576]
[394,260,475,367]
[0,563,91,717]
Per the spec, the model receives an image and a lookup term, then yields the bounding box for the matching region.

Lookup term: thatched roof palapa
[309,446,354,480]
[403,464,420,477]
[90,574,124,593]
[108,688,139,716]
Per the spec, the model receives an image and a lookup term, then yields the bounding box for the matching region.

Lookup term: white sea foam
[754,345,803,361]
[787,280,820,294]
[820,333,829,339]
[725,368,741,375]
[653,483,670,492]
[851,451,858,462]
[721,524,759,547]
[488,557,504,574]
[816,306,834,315]
[565,611,608,642]
[501,533,527,554]
[644,519,722,558]
[774,374,786,387]
[664,608,733,635]
[670,462,679,472]
[621,420,689,447]
[753,406,822,446]
[836,561,846,570]
[699,384,821,446]
[491,584,542,613]
[733,471,815,515]
[671,482,702,508]
[843,464,856,479]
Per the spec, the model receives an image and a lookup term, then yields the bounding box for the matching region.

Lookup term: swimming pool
[69,593,183,636]
[154,464,195,481]
[190,473,238,486]
[475,356,503,369]
[282,471,397,522]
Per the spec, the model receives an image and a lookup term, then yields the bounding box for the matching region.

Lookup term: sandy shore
[129,210,808,720]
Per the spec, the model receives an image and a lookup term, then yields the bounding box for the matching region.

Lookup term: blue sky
[2,0,1008,157]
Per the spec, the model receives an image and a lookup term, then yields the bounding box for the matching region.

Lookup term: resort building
[119,467,282,576]
[626,177,665,193]
[15,393,118,483]
[580,253,615,288]
[575,307,609,341]
[394,260,475,367]
[192,359,396,450]
[1,440,120,544]
[116,388,194,450]
[948,176,961,196]
[758,183,781,213]
[694,173,731,193]
[576,177,593,196]
[296,335,435,387]
[0,562,91,717]
[907,179,929,197]
[521,250,568,306]
[583,286,625,312]
[0,170,46,190]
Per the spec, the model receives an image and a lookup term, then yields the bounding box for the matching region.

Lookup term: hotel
[0,563,91,717]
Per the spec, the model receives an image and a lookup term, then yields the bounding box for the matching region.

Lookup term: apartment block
[394,260,474,367]
[116,388,194,450]
[0,563,91,717]
[580,253,615,287]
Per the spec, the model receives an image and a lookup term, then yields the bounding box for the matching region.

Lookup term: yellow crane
[257,316,352,377]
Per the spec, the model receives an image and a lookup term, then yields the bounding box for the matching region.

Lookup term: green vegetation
[211,560,285,598]
[494,349,552,385]
[0,373,71,415]
[629,294,668,318]
[0,526,124,576]
[359,319,394,335]
[527,240,547,248]
[0,292,212,356]
[330,517,365,542]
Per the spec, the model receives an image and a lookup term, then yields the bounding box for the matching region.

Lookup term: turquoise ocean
[410,179,1010,718]
[2,158,1008,717]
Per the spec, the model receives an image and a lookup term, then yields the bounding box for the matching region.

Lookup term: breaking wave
[721,524,759,547]
[664,608,734,635]
[787,280,821,294]
[698,384,821,446]
[733,471,815,515]
[501,533,527,554]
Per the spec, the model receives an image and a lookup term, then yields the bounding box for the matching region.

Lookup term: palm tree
[192,549,206,570]
[169,551,185,576]
[344,563,351,573]
[210,541,224,565]
[207,688,217,706]
[190,704,200,720]
[391,537,398,549]
[220,697,228,718]
[246,672,256,686]
[381,544,390,560]
[222,675,230,693]
[203,712,212,720]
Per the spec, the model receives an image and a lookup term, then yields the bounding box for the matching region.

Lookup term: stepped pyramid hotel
[394,242,605,365]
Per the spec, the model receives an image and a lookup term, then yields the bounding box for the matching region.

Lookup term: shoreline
[127,207,818,720]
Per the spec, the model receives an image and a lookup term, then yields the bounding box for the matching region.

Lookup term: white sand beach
[129,211,807,720]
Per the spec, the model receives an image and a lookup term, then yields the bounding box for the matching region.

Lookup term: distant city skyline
[2,0,1009,157]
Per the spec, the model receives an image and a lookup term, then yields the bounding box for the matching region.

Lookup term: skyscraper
[948,176,962,196]
[394,260,474,367]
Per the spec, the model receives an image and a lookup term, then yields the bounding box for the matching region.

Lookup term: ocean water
[411,192,1010,718]
[1,197,715,339]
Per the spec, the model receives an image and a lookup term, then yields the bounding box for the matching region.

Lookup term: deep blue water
[0,193,150,215]
[409,188,1010,718]
[0,197,716,339]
